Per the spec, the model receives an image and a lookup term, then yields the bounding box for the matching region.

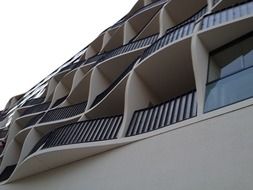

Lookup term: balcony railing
[126,90,197,137]
[110,0,168,29]
[98,34,159,63]
[186,5,208,23]
[20,102,51,116]
[0,165,16,182]
[201,1,253,30]
[140,21,195,62]
[212,0,221,6]
[24,112,45,129]
[85,53,106,65]
[29,115,123,154]
[39,102,87,123]
[51,96,68,108]
[0,130,7,139]
[90,58,138,108]
[22,97,45,107]
[0,111,8,122]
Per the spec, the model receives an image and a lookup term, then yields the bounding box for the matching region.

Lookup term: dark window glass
[208,34,253,82]
[205,33,253,112]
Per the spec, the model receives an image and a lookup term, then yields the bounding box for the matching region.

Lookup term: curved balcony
[0,129,7,139]
[98,34,159,65]
[140,20,195,62]
[30,115,123,154]
[82,34,158,68]
[126,90,197,137]
[20,102,51,117]
[110,0,168,30]
[0,165,16,182]
[85,53,106,65]
[90,58,138,108]
[51,96,68,108]
[0,111,8,122]
[22,97,45,107]
[39,102,87,124]
[212,0,220,6]
[201,1,253,30]
[23,113,45,129]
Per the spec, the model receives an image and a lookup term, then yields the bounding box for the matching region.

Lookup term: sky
[0,0,137,110]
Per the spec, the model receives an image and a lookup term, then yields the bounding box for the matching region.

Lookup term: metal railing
[140,20,195,62]
[0,130,7,139]
[97,34,159,64]
[20,102,51,116]
[126,90,197,137]
[39,102,87,123]
[201,1,253,30]
[110,0,168,29]
[51,96,68,108]
[0,165,16,182]
[212,0,221,6]
[0,111,8,122]
[43,115,123,148]
[90,58,138,108]
[29,115,123,154]
[24,112,45,129]
[186,5,208,23]
[85,53,106,65]
[22,97,45,107]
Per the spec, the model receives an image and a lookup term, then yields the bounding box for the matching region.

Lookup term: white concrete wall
[1,104,253,190]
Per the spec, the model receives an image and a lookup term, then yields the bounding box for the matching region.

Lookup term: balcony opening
[124,38,197,137]
[124,2,163,43]
[162,0,206,33]
[86,53,140,119]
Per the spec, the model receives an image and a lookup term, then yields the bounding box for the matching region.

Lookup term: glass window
[205,33,253,112]
[244,50,253,68]
[208,34,253,82]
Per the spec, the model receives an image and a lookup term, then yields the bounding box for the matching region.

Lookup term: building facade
[0,0,253,189]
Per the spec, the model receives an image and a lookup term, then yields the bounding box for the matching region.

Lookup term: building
[0,0,253,189]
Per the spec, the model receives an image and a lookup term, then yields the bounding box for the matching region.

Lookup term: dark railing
[201,1,253,30]
[0,165,16,182]
[90,59,138,108]
[0,130,7,139]
[20,102,51,116]
[24,112,45,129]
[110,0,167,29]
[39,102,87,123]
[43,115,123,148]
[126,90,197,137]
[212,0,221,6]
[28,132,52,156]
[85,53,106,65]
[29,115,123,154]
[57,63,73,73]
[22,97,45,107]
[98,34,159,63]
[140,21,195,62]
[52,96,68,108]
[186,5,208,23]
[0,111,7,122]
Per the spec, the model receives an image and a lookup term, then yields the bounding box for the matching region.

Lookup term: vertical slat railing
[126,90,197,137]
[39,102,87,123]
[30,115,123,150]
[201,1,253,30]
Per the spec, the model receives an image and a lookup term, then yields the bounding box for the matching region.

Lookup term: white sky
[0,0,137,110]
